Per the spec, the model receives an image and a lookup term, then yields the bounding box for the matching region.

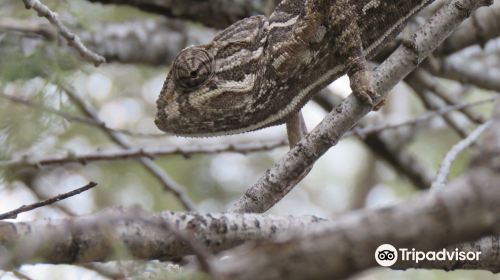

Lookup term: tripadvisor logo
[374,244,482,267]
[375,244,398,267]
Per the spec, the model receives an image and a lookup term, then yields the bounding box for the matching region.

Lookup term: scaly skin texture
[155,0,434,136]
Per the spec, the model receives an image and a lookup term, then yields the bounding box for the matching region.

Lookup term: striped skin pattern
[155,0,434,137]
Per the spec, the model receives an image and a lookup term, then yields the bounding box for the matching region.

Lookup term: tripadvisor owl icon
[375,244,398,267]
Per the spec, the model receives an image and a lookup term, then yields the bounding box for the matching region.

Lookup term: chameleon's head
[155,16,270,137]
[154,45,262,136]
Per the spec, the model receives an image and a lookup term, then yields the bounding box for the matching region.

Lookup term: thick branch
[230,0,494,213]
[3,168,500,274]
[0,208,325,268]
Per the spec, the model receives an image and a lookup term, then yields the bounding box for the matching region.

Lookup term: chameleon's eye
[172,47,214,90]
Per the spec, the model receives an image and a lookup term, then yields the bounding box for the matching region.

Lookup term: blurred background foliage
[0,0,497,279]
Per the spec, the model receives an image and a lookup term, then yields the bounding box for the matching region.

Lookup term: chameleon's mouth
[154,106,218,137]
[153,111,165,130]
[154,106,261,137]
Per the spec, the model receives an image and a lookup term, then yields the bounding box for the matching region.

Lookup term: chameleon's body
[155,0,433,136]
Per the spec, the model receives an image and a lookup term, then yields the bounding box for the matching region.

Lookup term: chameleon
[155,0,434,137]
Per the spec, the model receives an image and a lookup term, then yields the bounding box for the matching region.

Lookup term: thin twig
[23,178,77,217]
[0,181,97,220]
[414,84,469,138]
[22,0,105,66]
[0,139,287,169]
[353,96,499,137]
[432,120,493,188]
[414,69,486,124]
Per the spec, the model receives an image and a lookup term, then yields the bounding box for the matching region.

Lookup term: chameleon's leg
[272,1,327,147]
[286,111,308,147]
[270,0,328,75]
[330,0,381,108]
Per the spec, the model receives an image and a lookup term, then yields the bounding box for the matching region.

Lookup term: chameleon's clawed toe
[353,88,376,107]
[372,96,386,111]
[353,88,385,111]
[349,69,380,110]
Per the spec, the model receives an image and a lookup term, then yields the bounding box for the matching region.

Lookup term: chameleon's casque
[155,0,433,137]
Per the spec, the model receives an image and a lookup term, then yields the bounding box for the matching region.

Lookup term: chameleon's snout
[154,109,167,132]
[154,92,176,134]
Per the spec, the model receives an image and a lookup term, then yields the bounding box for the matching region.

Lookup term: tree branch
[4,162,500,275]
[22,0,105,65]
[353,95,499,137]
[229,0,494,213]
[0,139,287,169]
[432,120,493,188]
[0,208,326,268]
[0,182,97,220]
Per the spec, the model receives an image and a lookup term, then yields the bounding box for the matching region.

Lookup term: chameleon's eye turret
[172,47,214,90]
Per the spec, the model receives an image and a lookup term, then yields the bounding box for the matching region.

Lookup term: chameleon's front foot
[348,61,384,111]
[350,69,376,105]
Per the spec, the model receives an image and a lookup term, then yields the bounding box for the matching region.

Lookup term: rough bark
[0,208,325,268]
